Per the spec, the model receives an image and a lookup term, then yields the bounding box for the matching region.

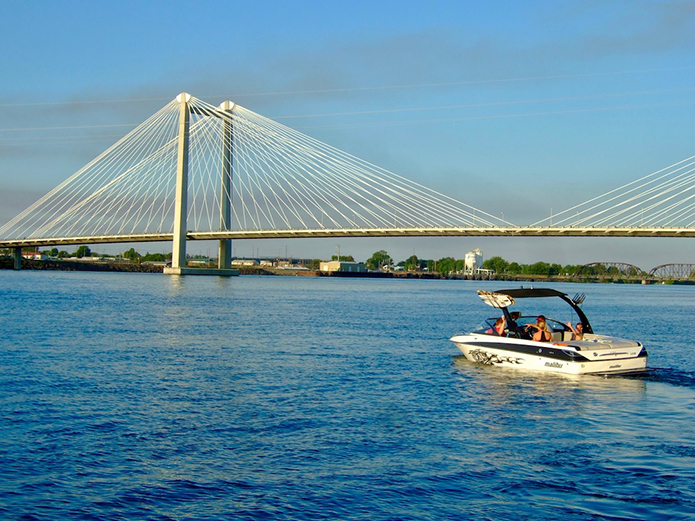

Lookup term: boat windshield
[472,318,503,336]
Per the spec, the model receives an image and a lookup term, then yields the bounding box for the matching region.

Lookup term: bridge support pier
[218,240,232,270]
[13,247,21,270]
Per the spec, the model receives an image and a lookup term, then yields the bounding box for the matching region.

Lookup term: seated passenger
[495,316,506,335]
[486,317,505,335]
[567,321,584,340]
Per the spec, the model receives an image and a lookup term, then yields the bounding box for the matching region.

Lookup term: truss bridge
[649,264,695,280]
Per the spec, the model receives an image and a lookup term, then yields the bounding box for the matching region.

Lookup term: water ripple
[1,274,694,520]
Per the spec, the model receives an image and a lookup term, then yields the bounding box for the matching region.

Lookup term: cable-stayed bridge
[1,93,695,273]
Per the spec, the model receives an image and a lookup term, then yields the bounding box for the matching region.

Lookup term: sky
[2,0,695,269]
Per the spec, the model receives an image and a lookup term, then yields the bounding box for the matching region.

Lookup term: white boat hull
[450,333,647,375]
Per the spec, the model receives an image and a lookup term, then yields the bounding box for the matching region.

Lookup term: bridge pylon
[168,92,191,272]
[218,100,234,270]
[163,93,238,276]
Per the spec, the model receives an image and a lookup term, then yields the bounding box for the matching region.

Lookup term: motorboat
[450,288,647,375]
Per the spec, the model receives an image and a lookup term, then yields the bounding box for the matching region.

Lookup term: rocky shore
[0,258,163,273]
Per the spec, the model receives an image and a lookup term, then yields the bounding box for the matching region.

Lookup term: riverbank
[0,257,163,273]
[0,259,440,278]
[2,257,676,283]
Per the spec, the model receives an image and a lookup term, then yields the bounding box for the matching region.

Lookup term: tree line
[481,256,583,277]
[8,247,601,277]
[9,246,171,263]
[361,251,585,277]
[364,250,466,274]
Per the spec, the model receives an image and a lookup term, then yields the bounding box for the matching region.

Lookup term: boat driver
[526,315,552,342]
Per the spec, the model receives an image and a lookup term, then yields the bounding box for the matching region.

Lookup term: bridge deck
[2,227,694,249]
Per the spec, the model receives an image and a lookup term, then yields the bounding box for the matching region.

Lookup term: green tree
[366,250,391,270]
[483,256,510,274]
[48,248,59,257]
[58,250,69,259]
[123,247,140,262]
[563,265,581,277]
[523,261,551,275]
[141,252,166,262]
[591,264,607,276]
[436,257,457,275]
[549,263,563,276]
[404,255,420,271]
[75,245,91,258]
[331,254,355,262]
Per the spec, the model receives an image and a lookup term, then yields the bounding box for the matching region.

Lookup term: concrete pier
[163,266,239,276]
[13,247,21,270]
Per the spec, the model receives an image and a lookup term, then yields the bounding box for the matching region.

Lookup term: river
[1,271,693,520]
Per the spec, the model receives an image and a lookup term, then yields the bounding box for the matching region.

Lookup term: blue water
[1,272,693,520]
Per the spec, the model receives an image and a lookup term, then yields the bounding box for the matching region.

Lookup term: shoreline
[1,257,684,284]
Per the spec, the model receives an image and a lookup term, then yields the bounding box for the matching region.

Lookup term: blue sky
[2,0,695,267]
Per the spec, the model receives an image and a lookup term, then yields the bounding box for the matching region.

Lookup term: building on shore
[320,261,366,273]
[22,251,48,261]
[232,259,259,267]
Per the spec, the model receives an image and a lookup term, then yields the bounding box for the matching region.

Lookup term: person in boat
[526,315,552,342]
[501,311,521,336]
[567,321,584,340]
[486,317,505,335]
[495,317,506,335]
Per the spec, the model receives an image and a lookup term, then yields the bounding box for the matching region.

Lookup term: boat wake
[618,367,695,388]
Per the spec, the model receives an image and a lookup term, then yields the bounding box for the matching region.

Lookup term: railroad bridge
[573,262,695,281]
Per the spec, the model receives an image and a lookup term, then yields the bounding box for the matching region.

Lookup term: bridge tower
[164,93,238,276]
[218,100,234,270]
[170,92,190,272]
